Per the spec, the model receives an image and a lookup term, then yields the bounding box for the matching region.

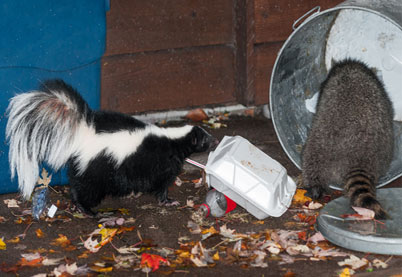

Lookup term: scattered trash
[205,136,297,219]
[198,189,237,217]
[186,136,297,219]
[32,169,53,220]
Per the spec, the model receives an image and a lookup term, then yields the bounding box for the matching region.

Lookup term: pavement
[0,112,401,276]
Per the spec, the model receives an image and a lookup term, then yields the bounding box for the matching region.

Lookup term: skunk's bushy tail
[6,80,91,199]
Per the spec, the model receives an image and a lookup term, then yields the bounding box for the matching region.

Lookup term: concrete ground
[0,114,401,276]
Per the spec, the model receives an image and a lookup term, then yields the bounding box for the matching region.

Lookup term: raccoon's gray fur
[301,59,394,219]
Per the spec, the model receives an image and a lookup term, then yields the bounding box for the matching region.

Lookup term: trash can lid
[317,188,402,255]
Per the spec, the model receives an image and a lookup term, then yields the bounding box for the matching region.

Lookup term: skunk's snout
[209,137,220,150]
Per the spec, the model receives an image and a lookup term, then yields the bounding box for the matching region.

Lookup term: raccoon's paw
[306,184,326,200]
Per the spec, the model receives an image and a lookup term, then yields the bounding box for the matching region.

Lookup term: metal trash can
[270,0,402,189]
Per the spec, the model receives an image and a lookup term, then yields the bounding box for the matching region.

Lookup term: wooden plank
[234,0,256,106]
[101,46,236,114]
[254,42,283,105]
[254,0,345,44]
[105,0,234,56]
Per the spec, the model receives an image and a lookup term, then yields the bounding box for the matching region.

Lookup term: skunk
[6,79,217,215]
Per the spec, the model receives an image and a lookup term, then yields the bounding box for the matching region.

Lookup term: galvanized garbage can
[270,0,402,189]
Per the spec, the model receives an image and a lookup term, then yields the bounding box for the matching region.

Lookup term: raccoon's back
[306,60,394,179]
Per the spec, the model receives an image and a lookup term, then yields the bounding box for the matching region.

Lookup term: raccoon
[301,59,394,219]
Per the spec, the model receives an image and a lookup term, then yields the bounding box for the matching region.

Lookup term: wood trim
[234,0,256,106]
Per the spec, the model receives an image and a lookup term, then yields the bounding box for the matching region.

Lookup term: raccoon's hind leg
[303,173,328,200]
[344,169,387,219]
[302,155,329,199]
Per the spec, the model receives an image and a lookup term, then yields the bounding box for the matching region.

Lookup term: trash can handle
[292,6,321,30]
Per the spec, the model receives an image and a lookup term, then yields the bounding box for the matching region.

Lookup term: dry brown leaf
[185,108,208,122]
[292,189,312,205]
[50,234,71,248]
[35,229,45,238]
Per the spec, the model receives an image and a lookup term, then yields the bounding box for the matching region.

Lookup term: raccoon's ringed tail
[345,170,376,201]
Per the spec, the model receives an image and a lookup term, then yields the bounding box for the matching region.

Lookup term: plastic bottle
[199,189,237,217]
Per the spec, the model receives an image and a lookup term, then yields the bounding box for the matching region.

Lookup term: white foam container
[205,136,296,219]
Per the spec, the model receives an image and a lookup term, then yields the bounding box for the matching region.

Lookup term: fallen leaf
[0,238,6,250]
[118,208,130,215]
[117,226,135,234]
[212,251,220,261]
[186,199,195,208]
[42,257,64,266]
[98,217,125,227]
[279,254,295,265]
[219,225,236,239]
[190,256,208,267]
[90,265,113,273]
[210,122,227,129]
[14,244,27,250]
[286,244,311,255]
[78,252,89,259]
[175,177,183,187]
[35,229,45,238]
[187,221,202,234]
[17,257,43,267]
[6,237,20,244]
[284,270,296,277]
[308,232,326,244]
[311,247,349,258]
[372,258,388,269]
[352,206,375,219]
[339,267,355,277]
[307,201,323,210]
[50,234,71,248]
[186,108,208,122]
[99,228,118,242]
[83,236,100,253]
[21,253,41,261]
[292,189,312,205]
[4,199,20,208]
[178,236,190,243]
[202,226,218,235]
[140,253,169,272]
[250,250,268,268]
[298,231,307,241]
[114,255,137,269]
[192,178,203,188]
[37,168,52,187]
[338,255,369,270]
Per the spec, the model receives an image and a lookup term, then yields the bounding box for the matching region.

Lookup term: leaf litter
[0,175,398,275]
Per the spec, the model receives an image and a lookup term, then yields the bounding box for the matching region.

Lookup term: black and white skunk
[6,79,217,215]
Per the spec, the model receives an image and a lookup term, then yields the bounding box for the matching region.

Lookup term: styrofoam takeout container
[205,136,296,219]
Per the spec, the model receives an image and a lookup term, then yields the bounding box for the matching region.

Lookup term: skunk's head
[189,126,219,153]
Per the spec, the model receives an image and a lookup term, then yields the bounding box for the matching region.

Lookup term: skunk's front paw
[158,198,180,207]
[73,202,98,218]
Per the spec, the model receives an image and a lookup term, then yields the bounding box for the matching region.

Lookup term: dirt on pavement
[0,114,401,276]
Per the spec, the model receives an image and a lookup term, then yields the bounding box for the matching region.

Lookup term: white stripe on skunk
[6,80,216,214]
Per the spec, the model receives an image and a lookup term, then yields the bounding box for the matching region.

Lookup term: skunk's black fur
[6,79,216,215]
